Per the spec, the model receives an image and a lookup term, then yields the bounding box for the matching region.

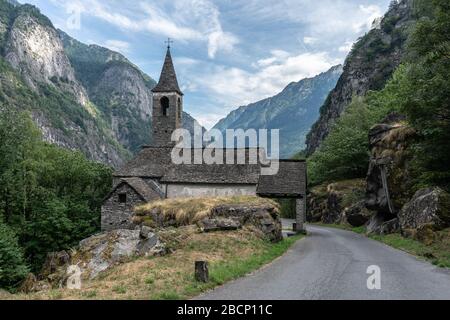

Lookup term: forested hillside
[306,0,416,155]
[0,106,112,290]
[308,0,449,190]
[307,0,450,251]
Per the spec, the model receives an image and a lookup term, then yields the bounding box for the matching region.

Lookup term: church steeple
[151,43,184,147]
[152,47,183,96]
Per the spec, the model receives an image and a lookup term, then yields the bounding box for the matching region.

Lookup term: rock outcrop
[74,228,166,280]
[306,0,415,155]
[204,204,283,242]
[307,179,369,226]
[399,188,450,232]
[344,201,373,227]
[22,226,167,292]
[5,6,88,106]
[365,113,416,223]
[367,215,399,235]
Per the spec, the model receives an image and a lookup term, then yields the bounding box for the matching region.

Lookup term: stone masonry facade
[101,184,147,231]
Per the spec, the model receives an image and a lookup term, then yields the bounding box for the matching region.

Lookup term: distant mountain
[305,0,416,155]
[0,1,203,166]
[213,65,343,158]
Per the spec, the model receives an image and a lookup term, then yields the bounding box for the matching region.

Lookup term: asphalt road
[197,225,450,300]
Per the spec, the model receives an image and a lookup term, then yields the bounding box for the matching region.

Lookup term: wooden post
[195,261,209,283]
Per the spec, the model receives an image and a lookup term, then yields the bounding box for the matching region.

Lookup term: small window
[118,193,127,204]
[161,96,170,116]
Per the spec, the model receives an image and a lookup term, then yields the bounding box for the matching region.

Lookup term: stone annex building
[101,47,307,232]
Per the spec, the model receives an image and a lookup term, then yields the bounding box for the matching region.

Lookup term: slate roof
[151,48,183,95]
[160,164,261,184]
[257,160,307,198]
[114,148,307,197]
[114,147,173,178]
[106,177,164,202]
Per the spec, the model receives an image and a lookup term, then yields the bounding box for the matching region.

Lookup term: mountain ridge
[213,65,343,158]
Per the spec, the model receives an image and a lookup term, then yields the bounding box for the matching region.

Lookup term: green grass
[209,235,303,286]
[311,223,450,268]
[175,235,304,300]
[370,232,450,268]
[112,285,127,294]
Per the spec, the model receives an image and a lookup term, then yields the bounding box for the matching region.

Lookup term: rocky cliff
[0,1,203,166]
[214,65,342,158]
[305,0,415,155]
[0,2,127,166]
[5,6,88,106]
[60,30,204,154]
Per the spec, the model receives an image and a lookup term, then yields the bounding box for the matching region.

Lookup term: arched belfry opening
[161,96,170,116]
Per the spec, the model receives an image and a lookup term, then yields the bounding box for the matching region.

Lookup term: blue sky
[22,0,391,129]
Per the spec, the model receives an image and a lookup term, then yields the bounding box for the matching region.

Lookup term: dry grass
[134,196,280,226]
[1,227,302,300]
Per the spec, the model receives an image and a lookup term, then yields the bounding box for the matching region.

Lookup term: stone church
[101,47,307,232]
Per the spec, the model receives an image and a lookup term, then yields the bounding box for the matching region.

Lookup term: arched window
[161,96,170,116]
[177,98,182,119]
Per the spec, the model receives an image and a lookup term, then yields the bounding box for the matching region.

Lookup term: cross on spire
[165,38,174,49]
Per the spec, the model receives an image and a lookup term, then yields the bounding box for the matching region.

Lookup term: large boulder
[199,218,242,233]
[75,228,165,279]
[344,201,373,227]
[367,213,399,235]
[399,188,450,231]
[204,204,283,242]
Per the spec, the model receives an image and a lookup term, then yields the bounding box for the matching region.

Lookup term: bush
[307,66,409,186]
[0,222,29,290]
[277,199,296,219]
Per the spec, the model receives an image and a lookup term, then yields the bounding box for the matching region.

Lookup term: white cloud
[338,40,354,53]
[192,51,339,108]
[51,0,237,58]
[353,5,383,33]
[253,49,289,68]
[303,36,318,45]
[139,2,202,41]
[101,40,131,54]
[193,113,223,130]
[207,31,239,59]
[234,0,385,38]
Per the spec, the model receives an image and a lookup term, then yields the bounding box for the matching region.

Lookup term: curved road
[197,225,450,300]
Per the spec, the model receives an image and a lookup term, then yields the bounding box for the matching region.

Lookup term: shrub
[0,222,29,290]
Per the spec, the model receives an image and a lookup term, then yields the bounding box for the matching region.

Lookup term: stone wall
[101,184,146,231]
[296,198,306,232]
[166,184,257,199]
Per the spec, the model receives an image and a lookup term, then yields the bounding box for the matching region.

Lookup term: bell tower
[151,42,183,147]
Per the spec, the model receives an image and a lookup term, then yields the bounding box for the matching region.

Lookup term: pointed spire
[152,47,183,95]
